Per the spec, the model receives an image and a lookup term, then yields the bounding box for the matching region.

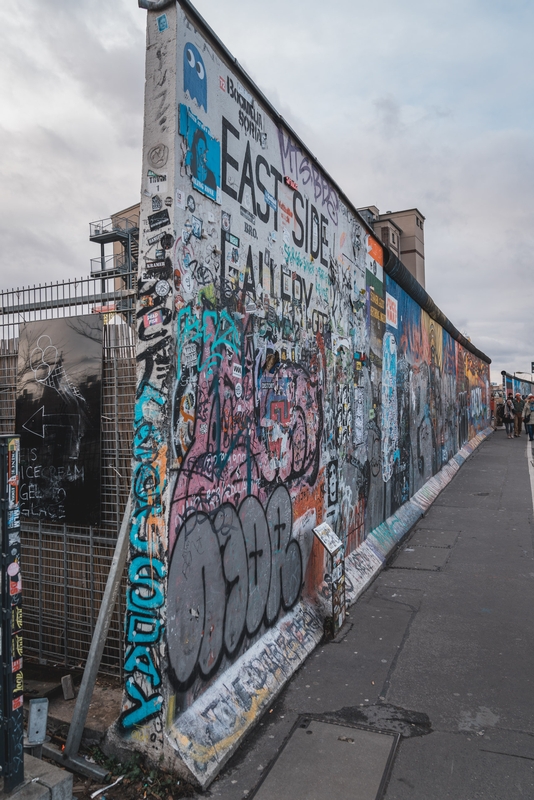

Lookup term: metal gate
[0,273,136,676]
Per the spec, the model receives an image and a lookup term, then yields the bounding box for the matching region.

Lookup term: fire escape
[89,212,139,325]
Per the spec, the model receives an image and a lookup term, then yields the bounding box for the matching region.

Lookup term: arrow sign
[22,406,77,438]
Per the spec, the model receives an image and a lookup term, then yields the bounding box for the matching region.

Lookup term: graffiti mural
[15,317,102,525]
[120,0,491,769]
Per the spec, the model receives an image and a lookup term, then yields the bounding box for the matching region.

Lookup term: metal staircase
[89,214,139,283]
[89,212,139,324]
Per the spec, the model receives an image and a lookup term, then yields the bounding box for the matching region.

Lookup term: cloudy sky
[1,0,533,382]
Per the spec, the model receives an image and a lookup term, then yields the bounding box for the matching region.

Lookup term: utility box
[314,522,346,635]
[0,435,23,791]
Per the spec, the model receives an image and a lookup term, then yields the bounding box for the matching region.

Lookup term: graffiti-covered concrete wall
[112,0,491,786]
[502,371,534,398]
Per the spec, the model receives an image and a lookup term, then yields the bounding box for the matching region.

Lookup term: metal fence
[0,273,136,676]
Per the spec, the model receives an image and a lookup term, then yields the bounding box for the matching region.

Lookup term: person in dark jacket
[513,392,525,437]
[503,394,515,439]
[522,394,534,441]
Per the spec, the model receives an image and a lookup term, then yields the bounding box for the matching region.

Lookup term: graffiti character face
[184,43,207,112]
[195,135,207,178]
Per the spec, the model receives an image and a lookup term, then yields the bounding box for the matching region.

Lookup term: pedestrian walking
[503,394,515,438]
[523,394,534,441]
[513,392,524,436]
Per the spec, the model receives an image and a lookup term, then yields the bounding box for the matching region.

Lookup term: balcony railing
[89,215,139,239]
[90,253,128,276]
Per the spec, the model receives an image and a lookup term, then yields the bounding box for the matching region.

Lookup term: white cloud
[1,0,533,381]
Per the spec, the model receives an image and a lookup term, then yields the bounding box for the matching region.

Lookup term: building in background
[357,206,426,288]
[90,203,140,295]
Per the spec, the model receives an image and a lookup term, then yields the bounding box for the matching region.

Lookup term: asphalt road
[200,430,534,800]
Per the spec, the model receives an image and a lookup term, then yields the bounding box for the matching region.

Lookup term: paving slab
[385,730,534,800]
[252,720,397,800]
[408,528,459,548]
[389,546,451,571]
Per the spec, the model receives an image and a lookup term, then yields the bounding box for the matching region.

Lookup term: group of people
[501,392,534,440]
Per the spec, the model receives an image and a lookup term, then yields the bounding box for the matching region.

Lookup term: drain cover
[252,719,398,800]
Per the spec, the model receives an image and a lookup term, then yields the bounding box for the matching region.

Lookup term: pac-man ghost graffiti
[184,43,207,112]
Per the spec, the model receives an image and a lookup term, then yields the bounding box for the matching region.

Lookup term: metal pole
[38,518,43,664]
[0,435,24,792]
[63,523,68,667]
[90,525,94,635]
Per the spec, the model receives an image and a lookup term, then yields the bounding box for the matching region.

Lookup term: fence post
[0,435,24,792]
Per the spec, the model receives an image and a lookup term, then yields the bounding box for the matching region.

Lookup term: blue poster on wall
[15,316,103,525]
[179,104,220,203]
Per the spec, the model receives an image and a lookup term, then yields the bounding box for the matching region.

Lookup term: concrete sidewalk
[200,431,534,799]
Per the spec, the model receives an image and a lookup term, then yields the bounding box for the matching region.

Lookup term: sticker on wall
[176,189,186,209]
[144,309,163,328]
[191,216,203,239]
[222,211,231,232]
[235,382,243,399]
[148,209,171,231]
[225,231,239,247]
[161,233,174,250]
[182,343,197,368]
[183,42,207,112]
[386,293,398,328]
[157,13,168,32]
[227,247,239,265]
[264,189,277,212]
[152,195,163,212]
[145,259,168,275]
[147,169,167,194]
[186,194,196,212]
[240,206,255,224]
[155,280,171,297]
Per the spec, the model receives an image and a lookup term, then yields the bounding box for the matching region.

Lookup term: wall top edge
[138,0,175,10]
[501,371,534,385]
[145,0,491,367]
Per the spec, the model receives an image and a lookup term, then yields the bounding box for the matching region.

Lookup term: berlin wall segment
[112,0,492,787]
